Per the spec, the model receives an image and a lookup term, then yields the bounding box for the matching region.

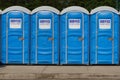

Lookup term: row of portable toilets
[0,6,119,65]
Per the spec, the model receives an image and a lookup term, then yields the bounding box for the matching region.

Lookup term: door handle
[108,37,114,41]
[48,37,54,41]
[19,37,24,41]
[78,37,84,41]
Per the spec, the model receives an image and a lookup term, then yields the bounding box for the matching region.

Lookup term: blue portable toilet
[90,6,119,64]
[60,6,89,65]
[31,6,60,64]
[1,6,31,64]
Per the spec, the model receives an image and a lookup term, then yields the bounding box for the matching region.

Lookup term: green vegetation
[0,0,118,11]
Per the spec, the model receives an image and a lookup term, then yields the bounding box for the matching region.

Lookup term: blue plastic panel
[60,12,89,64]
[31,11,59,64]
[1,11,30,64]
[90,11,119,64]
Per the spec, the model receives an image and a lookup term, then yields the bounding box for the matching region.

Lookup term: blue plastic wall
[60,12,89,65]
[31,11,59,64]
[0,14,1,63]
[1,11,30,64]
[90,11,119,64]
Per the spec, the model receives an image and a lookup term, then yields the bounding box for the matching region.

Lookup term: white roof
[2,6,31,14]
[90,6,118,14]
[118,11,120,14]
[31,6,60,14]
[60,6,89,15]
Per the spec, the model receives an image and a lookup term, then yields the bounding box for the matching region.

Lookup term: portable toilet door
[31,6,60,64]
[60,6,89,65]
[1,6,31,64]
[90,6,119,64]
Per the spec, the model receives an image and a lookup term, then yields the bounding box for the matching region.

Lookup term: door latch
[108,37,114,41]
[19,37,24,41]
[78,37,84,41]
[48,37,54,41]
